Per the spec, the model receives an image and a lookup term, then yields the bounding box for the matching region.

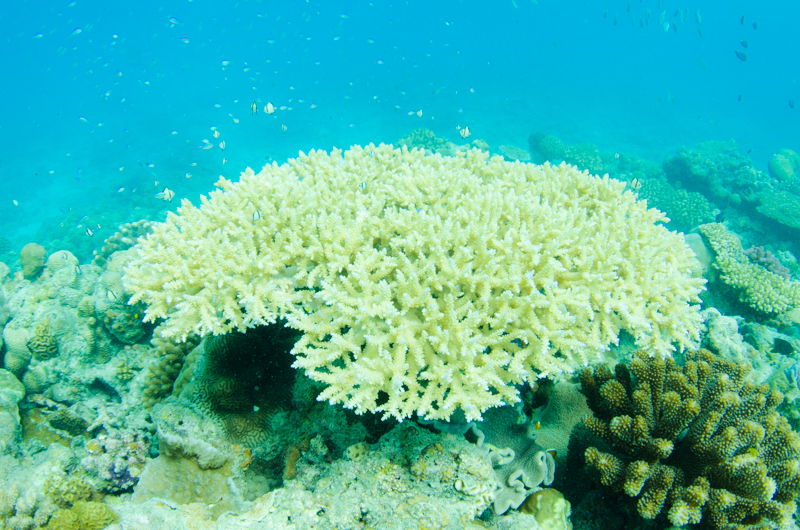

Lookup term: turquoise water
[3,2,800,528]
[2,0,798,259]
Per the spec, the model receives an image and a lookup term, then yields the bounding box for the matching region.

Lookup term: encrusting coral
[577,348,800,528]
[123,143,704,422]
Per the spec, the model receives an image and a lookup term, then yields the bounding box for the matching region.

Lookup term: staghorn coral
[123,144,705,422]
[577,348,800,529]
[699,223,800,315]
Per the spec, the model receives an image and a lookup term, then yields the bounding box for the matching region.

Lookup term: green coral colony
[1,135,800,530]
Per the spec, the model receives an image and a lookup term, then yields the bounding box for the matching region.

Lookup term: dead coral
[577,349,800,529]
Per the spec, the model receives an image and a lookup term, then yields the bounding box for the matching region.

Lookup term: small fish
[154,180,159,187]
[213,130,220,138]
[252,210,262,221]
[62,251,68,260]
[630,178,642,191]
[222,158,227,164]
[791,100,796,109]
[753,21,758,30]
[155,187,175,202]
[264,102,275,114]
[735,50,747,62]
[219,140,226,150]
[546,449,558,459]
[748,148,753,154]
[662,21,669,32]
[741,40,748,48]
[169,16,180,25]
[534,421,541,429]
[78,215,89,224]
[738,94,743,102]
[604,10,608,18]
[696,10,701,24]
[614,14,618,25]
[281,123,287,133]
[12,200,18,206]
[79,116,88,123]
[181,37,189,44]
[658,11,665,25]
[71,28,82,36]
[698,27,703,37]
[74,265,82,275]
[251,100,258,114]
[417,109,422,117]
[185,172,192,178]
[106,289,118,301]
[746,447,758,458]
[202,143,213,150]
[118,187,124,192]
[626,1,630,13]
[34,33,43,38]
[740,15,744,25]
[459,126,471,139]
[86,227,93,237]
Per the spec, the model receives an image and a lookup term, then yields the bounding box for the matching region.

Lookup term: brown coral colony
[580,348,800,528]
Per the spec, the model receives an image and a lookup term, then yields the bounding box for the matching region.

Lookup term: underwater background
[1,0,799,255]
[1,0,800,529]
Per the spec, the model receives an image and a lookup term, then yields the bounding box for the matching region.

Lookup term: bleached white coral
[123,144,704,422]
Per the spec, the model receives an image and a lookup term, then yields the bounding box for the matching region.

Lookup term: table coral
[123,144,705,422]
[756,190,800,230]
[577,348,800,529]
[699,223,800,315]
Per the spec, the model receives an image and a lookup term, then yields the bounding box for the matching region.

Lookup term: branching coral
[123,144,704,422]
[699,223,800,315]
[578,348,800,528]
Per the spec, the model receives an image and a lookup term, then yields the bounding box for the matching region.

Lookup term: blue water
[1,0,798,262]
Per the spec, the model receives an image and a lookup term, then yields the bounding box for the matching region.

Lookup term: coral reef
[768,149,800,181]
[123,144,705,422]
[636,178,717,233]
[744,246,792,280]
[499,144,531,162]
[0,369,25,454]
[700,223,800,315]
[20,243,47,279]
[92,220,154,267]
[575,348,800,528]
[756,190,800,230]
[27,320,59,361]
[662,140,755,205]
[177,323,298,447]
[141,328,200,409]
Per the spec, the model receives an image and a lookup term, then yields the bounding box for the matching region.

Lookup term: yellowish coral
[124,144,704,421]
[699,223,800,314]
